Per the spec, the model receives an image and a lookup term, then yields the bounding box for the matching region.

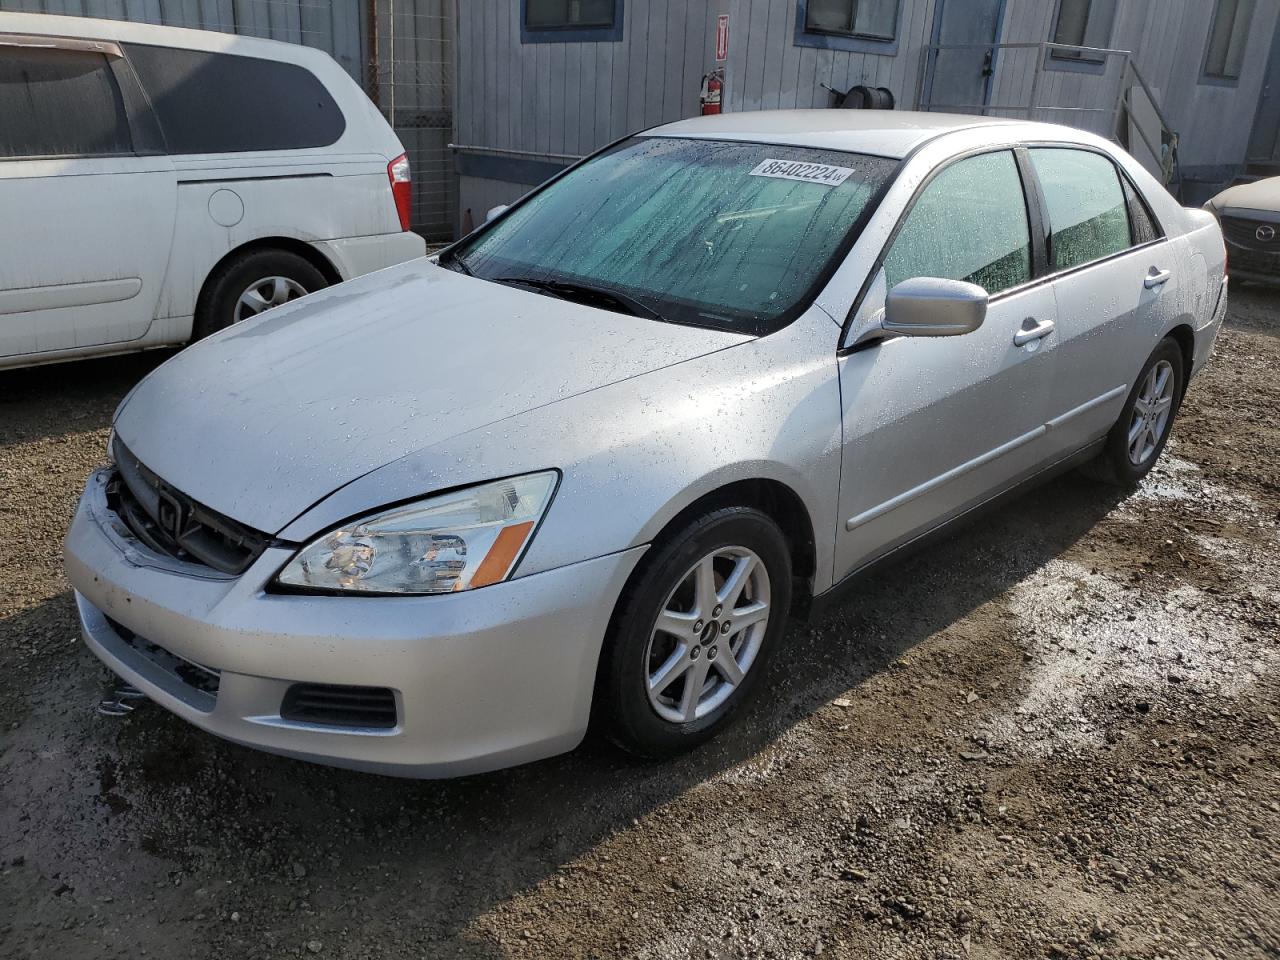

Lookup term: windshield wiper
[495,276,666,323]
[440,249,474,276]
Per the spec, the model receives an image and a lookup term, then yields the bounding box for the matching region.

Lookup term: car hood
[1207,176,1280,215]
[114,260,750,534]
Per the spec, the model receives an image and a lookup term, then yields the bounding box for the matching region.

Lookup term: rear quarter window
[123,43,345,155]
[0,47,132,159]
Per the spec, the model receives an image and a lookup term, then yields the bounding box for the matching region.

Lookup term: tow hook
[98,683,147,717]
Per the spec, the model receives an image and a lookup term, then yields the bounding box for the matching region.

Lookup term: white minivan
[0,13,426,369]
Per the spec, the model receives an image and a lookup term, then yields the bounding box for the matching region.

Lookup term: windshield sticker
[748,158,854,187]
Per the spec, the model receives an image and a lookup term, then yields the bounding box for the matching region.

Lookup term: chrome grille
[1221,214,1280,252]
[108,437,270,575]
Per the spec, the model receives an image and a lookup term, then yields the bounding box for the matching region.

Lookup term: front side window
[1051,0,1117,63]
[1029,148,1131,272]
[804,0,898,41]
[451,137,896,334]
[0,47,132,159]
[122,44,344,154]
[882,151,1031,296]
[1203,0,1255,81]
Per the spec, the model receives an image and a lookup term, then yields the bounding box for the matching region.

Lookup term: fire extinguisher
[700,69,723,115]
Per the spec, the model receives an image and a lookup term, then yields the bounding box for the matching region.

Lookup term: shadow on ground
[0,464,1127,957]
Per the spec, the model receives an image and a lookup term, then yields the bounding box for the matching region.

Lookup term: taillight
[387,153,412,232]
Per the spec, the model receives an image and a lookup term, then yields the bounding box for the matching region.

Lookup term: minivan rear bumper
[316,231,427,281]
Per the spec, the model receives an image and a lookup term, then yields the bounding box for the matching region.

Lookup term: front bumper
[64,469,645,778]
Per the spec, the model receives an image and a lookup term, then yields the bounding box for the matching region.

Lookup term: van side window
[882,150,1032,296]
[122,44,346,155]
[1029,148,1132,271]
[0,48,132,159]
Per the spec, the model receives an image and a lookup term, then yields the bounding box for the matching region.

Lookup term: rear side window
[123,44,344,154]
[1029,148,1131,271]
[883,150,1032,296]
[0,47,132,159]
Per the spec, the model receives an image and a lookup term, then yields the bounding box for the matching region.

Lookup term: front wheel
[597,506,792,758]
[1085,337,1185,487]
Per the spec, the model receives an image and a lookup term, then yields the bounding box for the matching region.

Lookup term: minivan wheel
[194,249,328,340]
[1084,337,1185,487]
[598,506,792,759]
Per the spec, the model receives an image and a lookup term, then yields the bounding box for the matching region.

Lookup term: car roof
[645,109,1104,159]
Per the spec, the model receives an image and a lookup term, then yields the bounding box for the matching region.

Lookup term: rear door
[0,36,176,360]
[1024,147,1174,456]
[834,149,1059,579]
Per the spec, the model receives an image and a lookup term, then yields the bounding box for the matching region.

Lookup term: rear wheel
[1083,337,1184,487]
[597,506,792,758]
[194,248,327,340]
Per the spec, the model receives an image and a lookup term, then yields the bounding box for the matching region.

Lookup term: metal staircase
[916,42,1182,198]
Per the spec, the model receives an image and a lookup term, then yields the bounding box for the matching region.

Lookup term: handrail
[917,41,1181,191]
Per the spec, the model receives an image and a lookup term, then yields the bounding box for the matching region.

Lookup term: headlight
[276,471,558,595]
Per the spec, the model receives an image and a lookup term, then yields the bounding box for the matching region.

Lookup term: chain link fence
[1,0,456,240]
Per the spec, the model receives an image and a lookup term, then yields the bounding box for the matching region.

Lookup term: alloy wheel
[234,276,307,323]
[1127,359,1175,466]
[644,546,771,724]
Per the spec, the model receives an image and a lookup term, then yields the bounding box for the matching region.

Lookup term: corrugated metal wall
[0,0,455,240]
[724,0,938,112]
[453,0,730,231]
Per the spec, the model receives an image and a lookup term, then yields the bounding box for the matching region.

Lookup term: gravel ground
[1,289,1277,960]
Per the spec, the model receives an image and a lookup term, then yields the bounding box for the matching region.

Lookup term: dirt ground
[1,288,1277,960]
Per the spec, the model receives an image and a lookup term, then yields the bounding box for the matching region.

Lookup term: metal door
[923,0,1006,115]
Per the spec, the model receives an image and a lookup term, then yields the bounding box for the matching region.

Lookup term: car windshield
[448,137,897,334]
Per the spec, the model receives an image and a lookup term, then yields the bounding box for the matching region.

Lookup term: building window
[1203,0,1255,82]
[804,0,897,41]
[1050,0,1117,64]
[521,0,623,42]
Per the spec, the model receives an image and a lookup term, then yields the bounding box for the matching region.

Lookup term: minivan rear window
[0,47,132,159]
[123,44,345,155]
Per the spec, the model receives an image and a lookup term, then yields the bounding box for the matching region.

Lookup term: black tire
[597,506,793,759]
[193,248,328,340]
[1082,337,1185,487]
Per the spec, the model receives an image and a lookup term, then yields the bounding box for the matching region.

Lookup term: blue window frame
[1201,0,1255,86]
[794,0,901,56]
[1048,0,1117,72]
[520,0,623,44]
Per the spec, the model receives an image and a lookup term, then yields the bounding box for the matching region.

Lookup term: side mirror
[882,277,988,337]
[486,204,509,223]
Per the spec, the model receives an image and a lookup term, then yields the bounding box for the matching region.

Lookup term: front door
[834,149,1058,581]
[923,0,1005,115]
[0,39,176,360]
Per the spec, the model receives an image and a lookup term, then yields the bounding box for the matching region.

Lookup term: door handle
[1144,268,1173,289]
[1013,317,1055,346]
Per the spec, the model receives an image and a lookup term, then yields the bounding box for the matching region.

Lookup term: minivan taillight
[388,153,412,232]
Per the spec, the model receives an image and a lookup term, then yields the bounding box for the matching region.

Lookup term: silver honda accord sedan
[65,110,1227,777]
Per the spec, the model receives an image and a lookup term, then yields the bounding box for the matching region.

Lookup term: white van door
[0,37,176,360]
